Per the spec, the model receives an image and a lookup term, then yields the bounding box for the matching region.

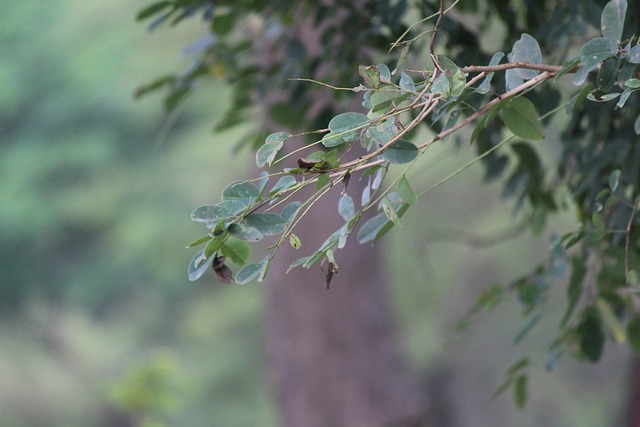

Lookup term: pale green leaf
[338,195,355,221]
[256,141,283,168]
[601,0,627,42]
[228,223,263,241]
[282,201,302,222]
[265,131,291,144]
[477,52,504,94]
[187,249,213,281]
[191,204,234,222]
[222,181,260,204]
[397,176,418,205]
[235,263,262,285]
[245,213,287,235]
[382,197,401,225]
[627,45,640,63]
[609,169,621,191]
[323,112,370,146]
[511,34,542,80]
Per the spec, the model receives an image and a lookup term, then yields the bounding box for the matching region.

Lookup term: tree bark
[627,358,640,426]
[266,183,426,427]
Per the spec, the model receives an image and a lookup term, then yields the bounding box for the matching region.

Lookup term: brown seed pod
[212,255,234,284]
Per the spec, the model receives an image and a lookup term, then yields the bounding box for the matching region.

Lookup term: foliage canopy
[138,0,640,407]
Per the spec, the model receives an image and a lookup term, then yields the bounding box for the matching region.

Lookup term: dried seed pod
[212,255,234,284]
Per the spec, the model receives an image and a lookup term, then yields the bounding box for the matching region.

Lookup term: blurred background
[0,0,634,426]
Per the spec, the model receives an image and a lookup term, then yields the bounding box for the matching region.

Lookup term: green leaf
[316,174,330,190]
[357,204,409,243]
[574,38,619,86]
[628,316,640,356]
[561,256,586,327]
[437,56,466,98]
[322,112,370,147]
[477,52,504,94]
[265,132,291,144]
[245,213,287,235]
[586,92,620,102]
[204,235,226,258]
[287,256,311,272]
[566,83,593,114]
[235,263,262,285]
[191,204,234,222]
[370,87,396,113]
[380,139,419,164]
[220,238,250,265]
[597,58,618,91]
[596,298,626,343]
[513,313,541,345]
[289,233,302,250]
[338,195,355,221]
[609,169,621,191]
[212,11,236,36]
[256,141,283,168]
[397,176,418,205]
[625,78,640,88]
[577,307,605,362]
[601,0,627,42]
[282,201,302,222]
[513,375,528,409]
[381,197,401,225]
[399,72,415,92]
[217,199,249,215]
[511,34,542,80]
[222,181,260,205]
[187,249,213,281]
[228,223,263,241]
[137,1,173,21]
[186,235,212,248]
[499,97,544,140]
[627,46,640,63]
[359,65,381,88]
[554,57,581,81]
[270,176,297,194]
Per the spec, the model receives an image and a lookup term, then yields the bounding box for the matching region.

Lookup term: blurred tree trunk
[626,358,640,426]
[266,182,426,427]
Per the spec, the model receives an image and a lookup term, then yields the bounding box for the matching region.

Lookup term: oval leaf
[187,249,213,281]
[380,139,419,164]
[511,34,542,80]
[282,201,302,222]
[601,0,627,42]
[191,204,234,222]
[222,181,260,203]
[289,233,302,250]
[228,223,264,241]
[499,97,544,140]
[235,262,262,285]
[324,112,370,146]
[256,141,283,168]
[220,239,251,265]
[338,195,355,221]
[245,213,287,235]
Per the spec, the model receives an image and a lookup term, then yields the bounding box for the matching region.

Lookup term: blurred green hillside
[0,1,633,426]
[1,1,276,426]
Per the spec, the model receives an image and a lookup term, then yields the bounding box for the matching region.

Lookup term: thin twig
[625,196,640,284]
